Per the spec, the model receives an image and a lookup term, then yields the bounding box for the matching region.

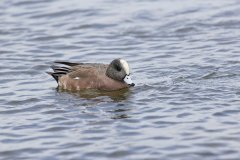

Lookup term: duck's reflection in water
[57,88,133,119]
[58,88,131,101]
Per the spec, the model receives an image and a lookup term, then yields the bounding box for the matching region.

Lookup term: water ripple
[1,0,240,159]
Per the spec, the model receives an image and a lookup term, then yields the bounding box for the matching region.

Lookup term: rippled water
[1,0,240,159]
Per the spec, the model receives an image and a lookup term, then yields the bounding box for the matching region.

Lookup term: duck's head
[106,59,135,87]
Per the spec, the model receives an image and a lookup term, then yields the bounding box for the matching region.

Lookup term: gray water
[1,0,240,159]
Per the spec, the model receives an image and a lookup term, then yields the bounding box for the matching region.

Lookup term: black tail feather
[47,72,59,82]
[51,65,71,73]
[47,70,69,82]
[48,61,81,82]
[54,61,82,66]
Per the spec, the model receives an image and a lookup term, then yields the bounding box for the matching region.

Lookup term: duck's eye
[115,65,121,71]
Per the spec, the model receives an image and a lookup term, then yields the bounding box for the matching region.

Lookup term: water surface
[1,0,240,159]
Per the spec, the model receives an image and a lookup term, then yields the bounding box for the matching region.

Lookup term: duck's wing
[48,61,108,82]
[47,65,71,82]
[72,63,108,73]
[54,61,84,66]
[47,61,79,82]
[67,66,99,79]
[55,61,108,71]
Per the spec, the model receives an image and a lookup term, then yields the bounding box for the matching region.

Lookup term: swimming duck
[47,59,135,91]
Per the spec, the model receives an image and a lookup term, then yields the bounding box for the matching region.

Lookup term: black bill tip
[129,83,135,87]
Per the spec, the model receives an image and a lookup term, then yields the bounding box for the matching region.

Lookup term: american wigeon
[47,59,135,91]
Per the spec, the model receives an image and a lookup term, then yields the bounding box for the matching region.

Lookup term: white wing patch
[74,77,80,80]
[120,59,130,75]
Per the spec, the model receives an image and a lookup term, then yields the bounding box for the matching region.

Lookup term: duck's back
[70,63,108,75]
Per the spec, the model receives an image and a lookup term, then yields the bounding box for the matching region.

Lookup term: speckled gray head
[106,59,135,86]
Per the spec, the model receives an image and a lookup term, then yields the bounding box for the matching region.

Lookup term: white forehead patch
[120,59,130,75]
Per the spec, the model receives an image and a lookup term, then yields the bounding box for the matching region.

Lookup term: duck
[47,58,135,91]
